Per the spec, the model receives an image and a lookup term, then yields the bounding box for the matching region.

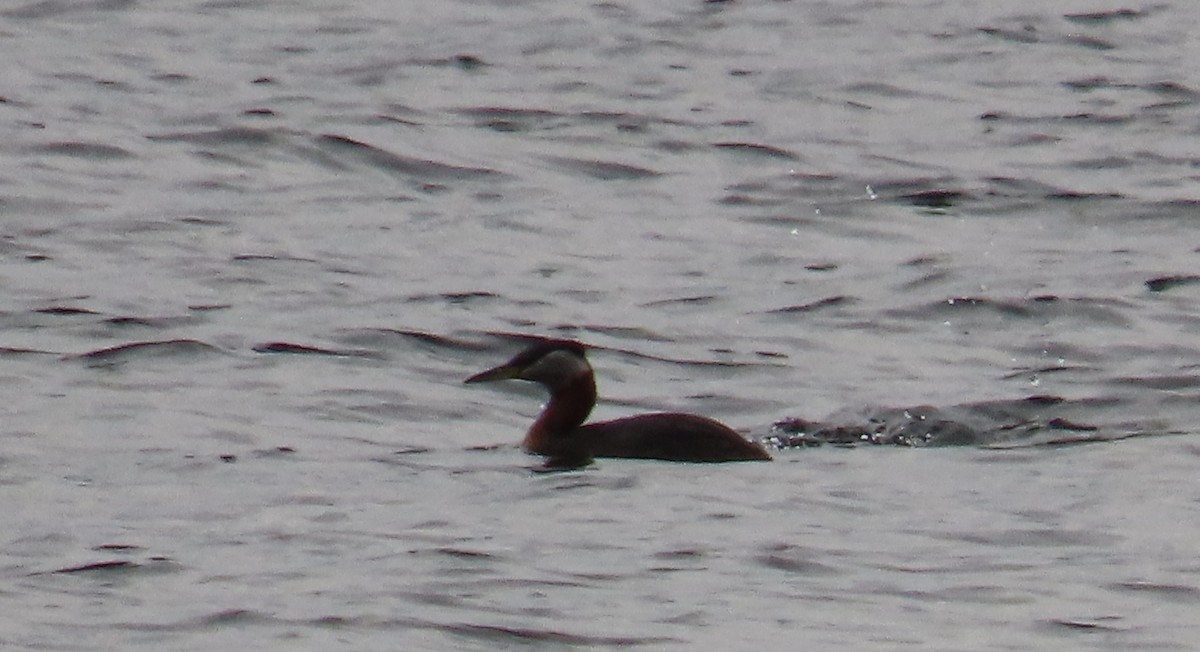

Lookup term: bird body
[465,339,772,468]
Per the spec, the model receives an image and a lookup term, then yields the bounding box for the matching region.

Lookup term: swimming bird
[465,339,772,468]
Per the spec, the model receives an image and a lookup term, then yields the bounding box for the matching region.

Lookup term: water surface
[3,1,1200,650]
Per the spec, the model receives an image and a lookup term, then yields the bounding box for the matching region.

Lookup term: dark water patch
[1042,618,1125,633]
[175,217,229,226]
[652,548,708,561]
[1063,34,1117,50]
[1143,99,1197,112]
[978,110,1135,128]
[92,543,143,552]
[112,609,274,633]
[843,81,921,98]
[199,608,268,626]
[188,303,231,312]
[977,25,1039,45]
[103,315,200,329]
[440,621,674,647]
[455,106,565,132]
[1108,581,1200,603]
[900,189,967,208]
[976,174,1126,203]
[718,173,863,211]
[984,181,1129,212]
[894,261,954,293]
[654,139,701,153]
[1142,80,1200,99]
[1064,8,1148,24]
[335,327,489,354]
[1146,274,1200,293]
[252,341,377,357]
[3,0,136,19]
[34,556,178,577]
[904,254,944,268]
[148,126,282,147]
[117,608,274,633]
[40,560,135,575]
[1067,156,1134,170]
[32,141,135,160]
[639,294,718,308]
[895,269,953,292]
[858,177,951,197]
[407,53,489,70]
[942,295,1039,317]
[450,53,487,70]
[578,110,696,131]
[607,348,773,371]
[377,111,424,128]
[251,445,298,459]
[390,445,432,455]
[1062,77,1199,100]
[884,584,1029,606]
[977,174,1064,202]
[67,339,225,364]
[1061,76,1116,91]
[1044,187,1124,200]
[1128,199,1200,221]
[950,527,1119,548]
[231,253,320,264]
[371,446,496,472]
[35,305,99,316]
[431,547,500,561]
[978,18,1116,50]
[406,291,499,305]
[1013,341,1108,365]
[465,331,781,374]
[717,192,788,207]
[1041,417,1098,432]
[151,72,192,85]
[325,398,439,425]
[890,294,1132,328]
[878,559,1041,575]
[1027,434,1166,449]
[1064,112,1135,126]
[577,324,672,343]
[755,544,841,576]
[1110,374,1200,391]
[317,134,500,181]
[712,142,798,160]
[766,295,854,315]
[543,156,662,181]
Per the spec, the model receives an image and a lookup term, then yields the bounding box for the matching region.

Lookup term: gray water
[3,1,1200,650]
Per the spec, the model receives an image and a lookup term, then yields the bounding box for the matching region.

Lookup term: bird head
[465,339,592,390]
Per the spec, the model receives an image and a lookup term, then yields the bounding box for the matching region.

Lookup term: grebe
[465,339,772,468]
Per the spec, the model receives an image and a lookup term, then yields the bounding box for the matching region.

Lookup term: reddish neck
[522,372,596,455]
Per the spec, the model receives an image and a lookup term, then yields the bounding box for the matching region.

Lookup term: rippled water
[4,1,1200,650]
